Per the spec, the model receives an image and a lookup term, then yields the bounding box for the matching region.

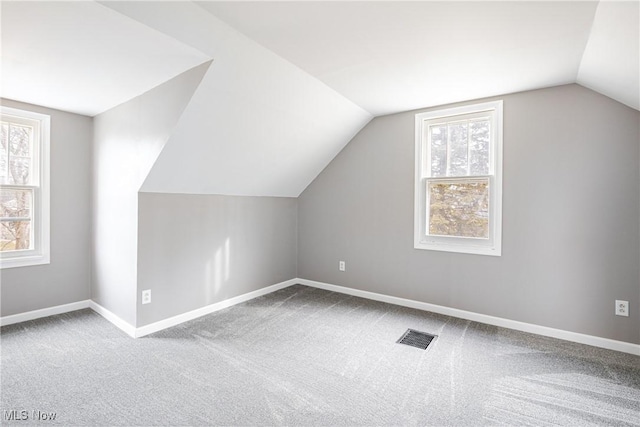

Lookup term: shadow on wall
[136,192,298,328]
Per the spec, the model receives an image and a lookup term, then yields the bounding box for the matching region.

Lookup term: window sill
[0,254,50,269]
[414,240,501,257]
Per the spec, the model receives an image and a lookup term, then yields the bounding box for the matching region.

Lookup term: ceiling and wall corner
[200,1,603,116]
[91,61,212,325]
[1,1,638,197]
[100,1,372,197]
[0,1,211,116]
[577,0,640,111]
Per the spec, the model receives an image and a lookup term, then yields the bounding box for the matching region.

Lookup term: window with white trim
[0,106,50,268]
[414,101,503,256]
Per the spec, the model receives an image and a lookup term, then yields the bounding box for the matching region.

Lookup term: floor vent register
[396,329,436,350]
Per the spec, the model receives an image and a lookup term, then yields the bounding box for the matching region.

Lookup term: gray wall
[298,84,640,344]
[137,193,297,327]
[1,99,92,316]
[92,63,209,326]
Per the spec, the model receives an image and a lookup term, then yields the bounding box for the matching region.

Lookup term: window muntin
[0,107,50,268]
[415,101,502,256]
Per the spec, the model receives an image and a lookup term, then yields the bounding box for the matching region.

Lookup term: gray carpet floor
[1,284,639,426]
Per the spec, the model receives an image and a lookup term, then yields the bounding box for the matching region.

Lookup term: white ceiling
[100,1,371,197]
[0,1,211,116]
[0,1,638,197]
[201,0,639,114]
[4,1,637,118]
[577,0,640,110]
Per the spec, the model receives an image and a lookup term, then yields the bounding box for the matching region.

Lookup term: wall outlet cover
[142,290,151,305]
[615,300,629,317]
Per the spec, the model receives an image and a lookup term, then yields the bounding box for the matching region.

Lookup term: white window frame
[414,100,503,256]
[0,106,50,269]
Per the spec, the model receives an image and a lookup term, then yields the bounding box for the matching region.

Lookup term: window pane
[448,122,468,176]
[469,120,490,175]
[0,188,32,219]
[430,125,447,177]
[0,220,31,251]
[0,123,7,179]
[7,124,31,185]
[428,179,489,238]
[9,124,31,156]
[8,157,30,184]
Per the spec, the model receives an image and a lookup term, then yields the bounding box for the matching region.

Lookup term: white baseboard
[1,279,297,338]
[3,279,638,357]
[134,278,298,338]
[88,301,137,338]
[297,278,640,356]
[0,300,91,327]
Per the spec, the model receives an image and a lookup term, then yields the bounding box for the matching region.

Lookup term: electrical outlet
[615,300,629,317]
[339,261,346,272]
[142,290,151,305]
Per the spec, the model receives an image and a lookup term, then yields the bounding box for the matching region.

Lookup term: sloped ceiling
[100,1,372,197]
[1,1,638,197]
[577,0,640,110]
[201,0,639,114]
[0,1,211,116]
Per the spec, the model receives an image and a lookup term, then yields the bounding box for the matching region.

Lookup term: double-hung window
[414,100,503,256]
[0,106,50,268]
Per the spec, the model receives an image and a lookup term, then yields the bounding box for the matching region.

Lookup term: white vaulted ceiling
[1,1,638,197]
[201,1,639,114]
[100,1,371,197]
[577,0,640,110]
[0,1,211,116]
